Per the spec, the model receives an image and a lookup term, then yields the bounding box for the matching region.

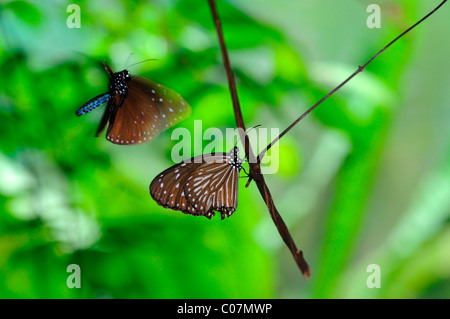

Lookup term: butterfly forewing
[150,159,202,215]
[131,77,191,129]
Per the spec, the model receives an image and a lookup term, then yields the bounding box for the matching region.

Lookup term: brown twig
[208,0,311,278]
[257,0,447,161]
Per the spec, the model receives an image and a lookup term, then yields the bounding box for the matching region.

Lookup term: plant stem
[258,0,447,161]
[208,0,311,279]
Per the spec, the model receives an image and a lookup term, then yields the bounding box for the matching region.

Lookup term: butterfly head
[229,146,243,171]
[111,70,131,96]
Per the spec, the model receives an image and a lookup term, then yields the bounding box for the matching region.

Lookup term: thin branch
[258,0,447,161]
[208,0,311,278]
[208,0,251,160]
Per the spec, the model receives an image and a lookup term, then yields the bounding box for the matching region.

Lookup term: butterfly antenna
[126,58,158,69]
[234,124,261,147]
[123,52,135,69]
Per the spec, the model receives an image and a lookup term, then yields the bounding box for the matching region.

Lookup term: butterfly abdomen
[76,93,111,116]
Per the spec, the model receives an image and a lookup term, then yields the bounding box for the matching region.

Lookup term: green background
[0,0,449,298]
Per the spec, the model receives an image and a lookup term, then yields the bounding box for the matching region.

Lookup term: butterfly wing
[150,155,204,216]
[184,153,240,219]
[132,76,191,129]
[95,98,115,137]
[105,78,162,144]
[106,76,191,145]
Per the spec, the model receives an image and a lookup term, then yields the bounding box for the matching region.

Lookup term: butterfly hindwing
[95,98,114,137]
[183,153,239,219]
[106,79,162,144]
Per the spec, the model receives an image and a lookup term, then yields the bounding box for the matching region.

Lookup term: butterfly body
[76,63,191,145]
[150,147,243,220]
[76,93,111,116]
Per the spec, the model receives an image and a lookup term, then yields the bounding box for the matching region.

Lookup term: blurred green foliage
[0,0,449,298]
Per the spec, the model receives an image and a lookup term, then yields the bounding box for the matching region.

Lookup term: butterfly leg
[239,165,249,178]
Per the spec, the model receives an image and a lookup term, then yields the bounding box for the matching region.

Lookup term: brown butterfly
[150,147,243,220]
[76,63,191,145]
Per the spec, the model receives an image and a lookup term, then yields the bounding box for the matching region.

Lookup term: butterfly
[149,146,244,220]
[76,63,191,145]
